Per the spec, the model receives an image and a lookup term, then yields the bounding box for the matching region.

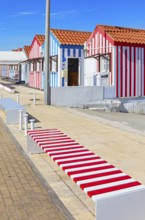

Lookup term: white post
[33,93,36,105]
[23,113,28,136]
[17,94,19,103]
[30,119,35,130]
[0,94,3,99]
[19,110,23,130]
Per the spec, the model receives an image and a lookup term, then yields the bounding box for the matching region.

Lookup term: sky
[1,0,145,51]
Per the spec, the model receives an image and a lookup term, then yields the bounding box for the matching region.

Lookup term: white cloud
[18,11,35,15]
[9,11,35,17]
[50,8,98,20]
[51,10,77,19]
[37,7,99,19]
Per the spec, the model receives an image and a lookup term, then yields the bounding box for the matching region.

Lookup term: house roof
[0,51,27,64]
[23,46,31,58]
[51,29,91,45]
[97,25,145,45]
[35,35,45,45]
[12,48,23,52]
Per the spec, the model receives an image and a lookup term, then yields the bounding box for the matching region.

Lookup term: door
[68,58,79,86]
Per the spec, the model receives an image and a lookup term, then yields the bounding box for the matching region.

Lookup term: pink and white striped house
[28,35,45,89]
[85,25,145,98]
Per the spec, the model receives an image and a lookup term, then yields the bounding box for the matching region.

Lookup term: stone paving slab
[0,117,74,220]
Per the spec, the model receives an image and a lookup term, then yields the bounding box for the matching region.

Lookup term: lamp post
[44,0,51,105]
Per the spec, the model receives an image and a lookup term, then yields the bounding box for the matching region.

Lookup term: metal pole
[44,0,51,105]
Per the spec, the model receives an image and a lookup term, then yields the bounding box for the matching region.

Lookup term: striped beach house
[0,50,26,80]
[20,45,31,83]
[46,29,91,87]
[85,25,145,98]
[28,35,45,89]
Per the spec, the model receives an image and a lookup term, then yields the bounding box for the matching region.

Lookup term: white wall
[84,58,97,86]
[51,86,114,108]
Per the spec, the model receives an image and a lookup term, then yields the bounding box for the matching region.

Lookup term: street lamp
[44,0,51,105]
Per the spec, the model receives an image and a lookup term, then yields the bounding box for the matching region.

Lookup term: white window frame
[100,55,110,72]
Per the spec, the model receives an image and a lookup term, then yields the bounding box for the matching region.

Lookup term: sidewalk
[0,83,145,220]
[0,119,71,220]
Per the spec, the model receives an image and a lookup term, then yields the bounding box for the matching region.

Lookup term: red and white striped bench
[27,129,145,220]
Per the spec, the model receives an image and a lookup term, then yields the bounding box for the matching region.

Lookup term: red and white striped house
[85,25,145,98]
[28,35,45,89]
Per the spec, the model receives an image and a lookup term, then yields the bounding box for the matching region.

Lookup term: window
[29,63,33,71]
[9,65,13,70]
[41,61,44,71]
[14,65,18,70]
[33,62,37,71]
[99,55,110,72]
[2,65,7,70]
[50,56,58,72]
[36,62,40,71]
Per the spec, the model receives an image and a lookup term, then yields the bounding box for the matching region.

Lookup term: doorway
[68,58,79,86]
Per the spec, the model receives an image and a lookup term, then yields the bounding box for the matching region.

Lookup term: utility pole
[44,0,51,105]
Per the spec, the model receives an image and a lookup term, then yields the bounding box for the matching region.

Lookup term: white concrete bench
[27,129,145,220]
[0,98,25,124]
[0,83,15,93]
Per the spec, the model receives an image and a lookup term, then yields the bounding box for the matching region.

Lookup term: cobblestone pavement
[0,122,68,220]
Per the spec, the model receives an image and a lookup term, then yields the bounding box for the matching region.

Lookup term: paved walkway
[0,118,71,220]
[0,82,145,220]
[77,108,145,133]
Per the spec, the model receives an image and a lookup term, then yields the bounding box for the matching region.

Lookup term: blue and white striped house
[42,29,91,88]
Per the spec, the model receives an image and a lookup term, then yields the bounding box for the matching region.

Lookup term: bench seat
[0,83,15,93]
[27,128,145,220]
[0,98,25,124]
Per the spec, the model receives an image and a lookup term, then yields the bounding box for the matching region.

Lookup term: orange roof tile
[51,29,91,45]
[35,35,45,45]
[23,45,31,57]
[98,25,145,45]
[12,48,23,52]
